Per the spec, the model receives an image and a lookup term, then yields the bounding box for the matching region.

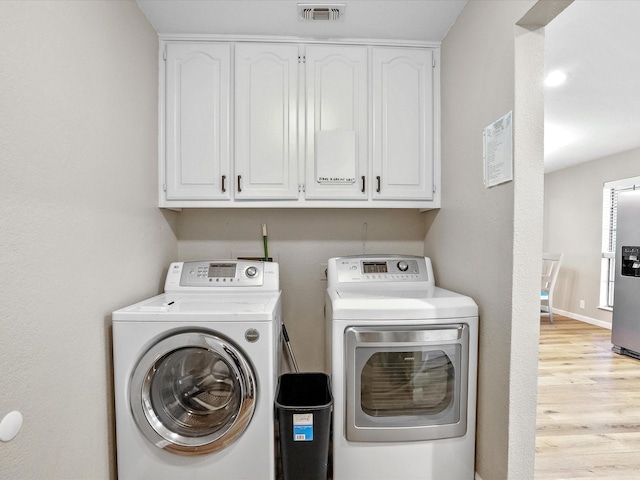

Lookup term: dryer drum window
[345,324,469,442]
[360,349,455,417]
[129,331,257,455]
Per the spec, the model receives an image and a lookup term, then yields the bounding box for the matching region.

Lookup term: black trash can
[275,372,333,480]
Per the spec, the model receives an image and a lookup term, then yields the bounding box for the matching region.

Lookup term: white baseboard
[553,308,612,330]
[475,473,482,480]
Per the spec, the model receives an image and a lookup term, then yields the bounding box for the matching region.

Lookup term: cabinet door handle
[361,176,366,193]
[376,176,381,193]
[221,175,226,193]
[237,175,242,193]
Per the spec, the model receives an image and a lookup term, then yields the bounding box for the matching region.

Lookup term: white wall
[0,2,177,478]
[176,208,426,371]
[544,146,640,324]
[427,1,544,478]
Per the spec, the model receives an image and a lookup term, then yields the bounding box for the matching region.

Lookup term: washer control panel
[163,260,279,292]
[181,261,263,286]
[329,255,434,286]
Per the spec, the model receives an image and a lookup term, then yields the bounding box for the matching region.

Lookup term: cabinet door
[305,46,368,200]
[164,43,231,201]
[373,48,434,200]
[235,44,299,199]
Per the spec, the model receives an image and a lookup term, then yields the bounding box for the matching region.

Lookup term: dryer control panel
[164,260,280,292]
[328,255,435,288]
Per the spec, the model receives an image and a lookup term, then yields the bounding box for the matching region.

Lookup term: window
[600,176,640,308]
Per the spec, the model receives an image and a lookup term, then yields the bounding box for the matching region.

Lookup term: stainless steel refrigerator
[612,190,640,359]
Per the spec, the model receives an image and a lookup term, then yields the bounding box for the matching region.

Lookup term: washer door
[129,330,256,455]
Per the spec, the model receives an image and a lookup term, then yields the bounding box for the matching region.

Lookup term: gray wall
[0,2,177,478]
[544,146,640,324]
[176,208,426,371]
[426,1,543,478]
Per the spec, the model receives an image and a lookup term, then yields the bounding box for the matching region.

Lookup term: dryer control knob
[245,266,258,278]
[397,261,409,272]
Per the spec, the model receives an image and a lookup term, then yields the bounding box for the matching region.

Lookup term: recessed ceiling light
[545,70,567,87]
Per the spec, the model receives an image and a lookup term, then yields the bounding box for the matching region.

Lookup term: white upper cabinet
[159,39,440,209]
[304,46,368,200]
[373,47,435,201]
[163,43,231,203]
[235,44,299,200]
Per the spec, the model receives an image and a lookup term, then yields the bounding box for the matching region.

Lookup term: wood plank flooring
[535,315,640,479]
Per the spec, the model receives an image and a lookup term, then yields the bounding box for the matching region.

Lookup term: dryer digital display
[363,262,388,273]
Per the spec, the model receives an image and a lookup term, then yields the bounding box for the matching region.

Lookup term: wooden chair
[541,253,564,323]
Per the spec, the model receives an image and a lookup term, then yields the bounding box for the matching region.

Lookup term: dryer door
[129,330,256,455]
[345,324,469,442]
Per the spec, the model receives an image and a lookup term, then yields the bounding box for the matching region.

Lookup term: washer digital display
[208,263,237,278]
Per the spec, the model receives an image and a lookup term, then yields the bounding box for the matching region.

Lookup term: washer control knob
[245,266,258,278]
[397,261,409,272]
[245,328,260,343]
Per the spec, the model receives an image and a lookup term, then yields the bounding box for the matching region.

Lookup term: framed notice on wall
[483,111,513,188]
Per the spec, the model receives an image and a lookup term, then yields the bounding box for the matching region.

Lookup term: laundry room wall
[176,208,426,371]
[0,2,177,479]
[424,1,548,479]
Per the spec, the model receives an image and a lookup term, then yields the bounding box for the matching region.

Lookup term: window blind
[606,183,640,254]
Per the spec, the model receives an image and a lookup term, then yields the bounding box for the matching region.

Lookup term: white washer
[325,255,478,480]
[113,260,281,480]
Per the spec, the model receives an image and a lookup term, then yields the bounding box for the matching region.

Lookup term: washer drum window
[129,331,256,455]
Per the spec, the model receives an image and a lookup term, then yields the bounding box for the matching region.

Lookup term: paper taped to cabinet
[316,130,356,184]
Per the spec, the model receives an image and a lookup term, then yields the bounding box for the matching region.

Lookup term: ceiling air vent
[298,4,345,22]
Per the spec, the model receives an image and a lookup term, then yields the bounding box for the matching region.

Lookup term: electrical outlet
[579,300,585,309]
[320,263,328,281]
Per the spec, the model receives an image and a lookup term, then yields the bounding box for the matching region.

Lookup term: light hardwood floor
[535,315,640,479]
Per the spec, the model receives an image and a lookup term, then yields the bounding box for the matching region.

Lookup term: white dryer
[113,260,281,480]
[325,255,478,480]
